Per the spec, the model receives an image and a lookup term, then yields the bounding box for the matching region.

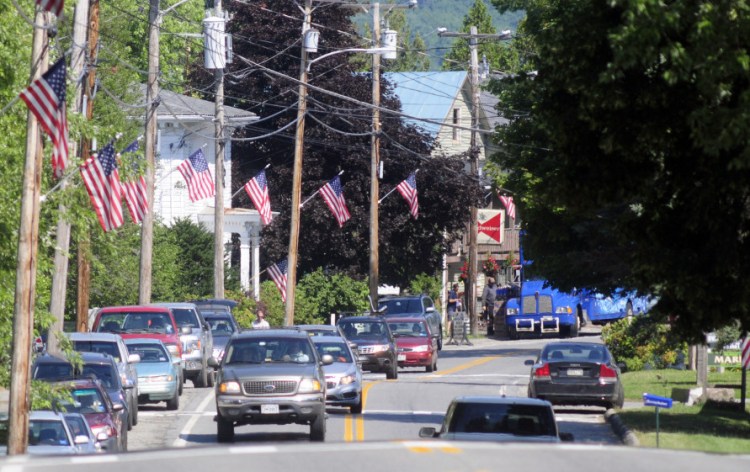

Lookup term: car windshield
[542,345,608,363]
[388,321,428,338]
[126,343,170,363]
[206,317,235,336]
[72,341,120,362]
[63,415,89,438]
[379,299,423,315]
[97,312,175,334]
[172,308,200,328]
[314,342,353,363]
[225,339,314,364]
[448,402,557,437]
[339,321,389,341]
[62,388,108,414]
[33,362,115,388]
[29,420,70,446]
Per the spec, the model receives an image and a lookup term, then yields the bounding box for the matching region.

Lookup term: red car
[92,305,185,388]
[387,317,438,372]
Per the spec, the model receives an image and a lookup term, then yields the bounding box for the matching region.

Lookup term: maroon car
[387,317,438,372]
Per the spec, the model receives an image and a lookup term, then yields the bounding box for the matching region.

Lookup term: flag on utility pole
[177,148,215,202]
[244,170,273,225]
[319,175,351,228]
[119,140,148,224]
[36,0,64,17]
[19,57,69,178]
[500,194,516,220]
[268,259,288,302]
[396,172,419,219]
[80,141,124,232]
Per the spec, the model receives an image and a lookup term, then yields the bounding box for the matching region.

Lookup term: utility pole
[139,0,160,304]
[76,0,101,329]
[213,0,226,299]
[9,9,49,455]
[48,0,89,353]
[285,0,313,326]
[369,2,381,309]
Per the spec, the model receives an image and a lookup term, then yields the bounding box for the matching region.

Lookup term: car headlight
[219,381,241,394]
[90,425,115,438]
[370,344,390,353]
[298,378,323,393]
[411,345,430,352]
[339,375,355,385]
[556,306,573,314]
[165,343,180,356]
[184,338,201,352]
[506,307,519,315]
[150,374,174,382]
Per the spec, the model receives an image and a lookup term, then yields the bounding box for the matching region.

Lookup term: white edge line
[172,389,217,447]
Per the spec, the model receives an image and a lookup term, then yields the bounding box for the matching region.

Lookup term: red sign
[477,210,503,244]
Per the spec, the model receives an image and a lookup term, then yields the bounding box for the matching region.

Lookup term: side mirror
[181,326,193,335]
[559,432,575,442]
[524,359,535,366]
[74,435,91,445]
[128,353,141,364]
[95,432,109,442]
[112,402,124,411]
[425,306,435,312]
[320,354,334,366]
[418,426,438,438]
[123,379,135,389]
[207,356,220,368]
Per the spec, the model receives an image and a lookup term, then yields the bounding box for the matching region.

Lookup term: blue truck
[577,289,653,325]
[503,279,580,339]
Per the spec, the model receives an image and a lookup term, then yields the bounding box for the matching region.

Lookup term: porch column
[239,229,251,293]
[250,223,260,300]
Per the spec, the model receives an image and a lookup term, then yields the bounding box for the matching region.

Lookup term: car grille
[243,380,297,395]
[358,346,376,354]
[326,381,337,389]
[398,347,413,352]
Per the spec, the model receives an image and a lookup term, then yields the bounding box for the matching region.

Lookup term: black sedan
[525,341,625,409]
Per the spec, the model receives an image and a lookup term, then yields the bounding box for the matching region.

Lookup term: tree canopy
[489,0,750,339]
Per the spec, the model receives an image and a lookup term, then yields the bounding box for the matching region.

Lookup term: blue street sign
[643,393,673,408]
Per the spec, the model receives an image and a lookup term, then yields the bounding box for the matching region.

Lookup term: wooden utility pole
[467,26,480,335]
[213,0,226,299]
[139,0,160,304]
[48,0,90,353]
[368,2,381,309]
[285,0,313,326]
[9,9,49,455]
[76,0,101,331]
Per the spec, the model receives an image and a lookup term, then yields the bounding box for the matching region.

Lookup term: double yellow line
[343,355,502,442]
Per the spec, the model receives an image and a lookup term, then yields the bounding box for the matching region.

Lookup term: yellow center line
[429,355,502,377]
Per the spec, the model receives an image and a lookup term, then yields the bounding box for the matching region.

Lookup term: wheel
[578,306,588,327]
[309,414,326,441]
[433,359,438,372]
[132,398,138,426]
[385,364,397,380]
[207,369,215,387]
[567,316,580,338]
[216,415,235,443]
[426,359,434,373]
[166,391,180,410]
[178,372,184,395]
[350,396,363,414]
[120,425,128,452]
[127,405,133,431]
[194,365,207,388]
[508,327,519,340]
[612,387,625,409]
[437,328,443,351]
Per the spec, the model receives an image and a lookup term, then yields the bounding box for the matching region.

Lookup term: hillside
[353,0,524,69]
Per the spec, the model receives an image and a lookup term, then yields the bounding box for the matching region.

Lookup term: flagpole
[231,163,270,200]
[378,169,419,204]
[300,170,344,208]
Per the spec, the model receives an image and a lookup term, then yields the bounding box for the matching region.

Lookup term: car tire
[567,316,580,338]
[350,396,363,414]
[508,327,519,340]
[127,406,133,431]
[166,391,180,410]
[120,426,128,452]
[437,330,443,351]
[386,365,396,380]
[178,372,184,396]
[132,398,138,426]
[216,415,235,443]
[310,413,326,442]
[195,365,207,388]
[207,369,215,387]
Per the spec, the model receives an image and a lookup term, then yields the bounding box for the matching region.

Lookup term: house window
[452,108,460,141]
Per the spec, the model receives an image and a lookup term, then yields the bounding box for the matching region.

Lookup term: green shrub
[602,315,687,371]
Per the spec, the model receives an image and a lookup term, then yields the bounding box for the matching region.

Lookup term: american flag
[36,0,64,17]
[19,57,68,178]
[177,148,215,202]
[742,337,750,370]
[119,140,148,224]
[244,170,272,225]
[396,172,419,219]
[500,194,516,220]
[319,176,351,228]
[268,259,288,302]
[80,142,124,232]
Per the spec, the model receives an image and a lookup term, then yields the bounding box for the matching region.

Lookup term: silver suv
[214,329,332,442]
[153,302,214,388]
[67,332,140,430]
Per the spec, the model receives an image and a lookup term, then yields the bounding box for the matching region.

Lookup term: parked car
[0,410,99,456]
[63,412,105,454]
[32,352,131,437]
[193,298,238,317]
[379,294,444,350]
[92,305,185,394]
[297,324,345,337]
[525,341,625,409]
[338,316,398,379]
[51,378,127,452]
[124,338,181,410]
[312,335,363,413]
[419,396,570,443]
[214,329,332,442]
[204,312,240,365]
[152,302,214,388]
[387,317,438,372]
[67,331,140,430]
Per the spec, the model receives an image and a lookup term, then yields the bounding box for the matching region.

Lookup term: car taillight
[599,364,618,384]
[533,363,551,380]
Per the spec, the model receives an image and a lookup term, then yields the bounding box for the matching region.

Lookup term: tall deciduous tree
[190,0,481,288]
[489,0,750,339]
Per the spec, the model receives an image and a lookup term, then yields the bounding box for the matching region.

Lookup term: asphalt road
[127,325,620,449]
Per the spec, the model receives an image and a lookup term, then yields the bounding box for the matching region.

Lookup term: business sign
[643,393,673,408]
[477,210,504,244]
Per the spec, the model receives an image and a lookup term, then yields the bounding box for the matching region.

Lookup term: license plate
[261,404,279,414]
[397,354,406,361]
[567,368,583,376]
